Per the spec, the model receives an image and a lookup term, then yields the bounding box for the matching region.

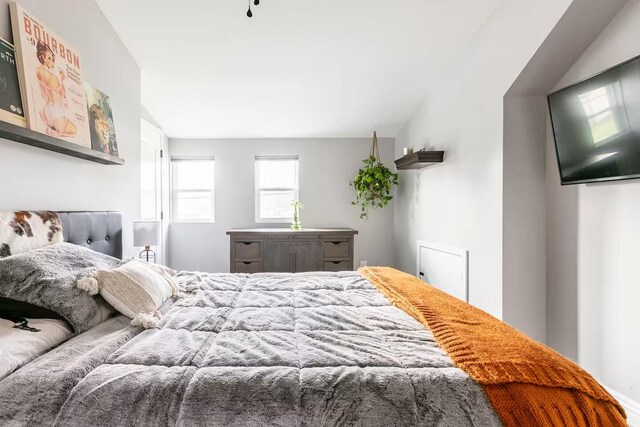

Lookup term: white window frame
[255,156,299,223]
[171,156,215,223]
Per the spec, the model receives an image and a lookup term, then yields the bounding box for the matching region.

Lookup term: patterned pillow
[0,211,63,258]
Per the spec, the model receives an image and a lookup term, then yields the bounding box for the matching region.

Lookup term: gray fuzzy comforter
[0,271,500,427]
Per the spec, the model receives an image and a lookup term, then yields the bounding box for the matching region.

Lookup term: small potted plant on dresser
[291,200,304,231]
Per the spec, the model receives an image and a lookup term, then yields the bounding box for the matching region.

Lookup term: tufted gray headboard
[57,211,123,259]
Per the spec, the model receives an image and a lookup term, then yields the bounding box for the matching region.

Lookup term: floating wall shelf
[394,150,444,170]
[0,120,124,165]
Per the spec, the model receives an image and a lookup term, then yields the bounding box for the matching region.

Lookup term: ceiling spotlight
[247,0,261,18]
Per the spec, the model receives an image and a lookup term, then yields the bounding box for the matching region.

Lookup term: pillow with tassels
[77,259,181,329]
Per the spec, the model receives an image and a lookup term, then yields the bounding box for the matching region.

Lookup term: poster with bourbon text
[10,2,91,147]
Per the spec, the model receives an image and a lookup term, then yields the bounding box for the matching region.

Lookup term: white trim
[605,386,640,427]
[255,155,299,161]
[140,119,163,222]
[416,241,469,302]
[171,156,215,162]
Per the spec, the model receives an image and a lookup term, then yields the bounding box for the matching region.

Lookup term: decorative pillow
[77,259,181,329]
[0,242,122,333]
[0,211,63,258]
[123,256,177,278]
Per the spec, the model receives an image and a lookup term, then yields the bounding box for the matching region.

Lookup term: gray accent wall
[168,138,395,273]
[0,0,141,258]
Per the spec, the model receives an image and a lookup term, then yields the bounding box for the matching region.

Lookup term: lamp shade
[133,220,160,247]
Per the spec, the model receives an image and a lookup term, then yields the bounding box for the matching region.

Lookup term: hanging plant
[350,131,398,220]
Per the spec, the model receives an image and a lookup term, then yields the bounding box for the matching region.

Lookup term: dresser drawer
[235,261,261,273]
[324,261,350,272]
[323,241,349,258]
[235,242,261,259]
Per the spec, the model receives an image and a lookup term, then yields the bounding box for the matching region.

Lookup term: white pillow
[77,260,180,329]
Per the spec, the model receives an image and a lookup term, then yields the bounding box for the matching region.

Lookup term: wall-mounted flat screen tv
[548,55,640,185]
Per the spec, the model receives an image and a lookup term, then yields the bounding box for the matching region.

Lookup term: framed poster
[84,82,118,156]
[10,2,91,148]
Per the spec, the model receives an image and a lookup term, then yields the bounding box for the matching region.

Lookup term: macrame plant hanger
[369,130,381,165]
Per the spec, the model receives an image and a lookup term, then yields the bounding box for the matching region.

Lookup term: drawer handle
[332,261,341,264]
[243,262,252,265]
[331,242,342,245]
[242,242,253,245]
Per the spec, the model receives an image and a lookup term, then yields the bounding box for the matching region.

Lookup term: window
[171,157,215,222]
[255,156,299,222]
[578,83,628,145]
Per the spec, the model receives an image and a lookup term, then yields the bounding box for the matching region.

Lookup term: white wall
[545,119,580,360]
[393,0,573,323]
[547,0,640,401]
[504,0,627,351]
[502,96,548,342]
[168,138,395,273]
[0,0,141,256]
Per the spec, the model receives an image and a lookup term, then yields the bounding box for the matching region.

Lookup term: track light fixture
[247,0,260,18]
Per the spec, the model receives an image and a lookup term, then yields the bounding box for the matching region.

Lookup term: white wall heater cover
[416,241,468,302]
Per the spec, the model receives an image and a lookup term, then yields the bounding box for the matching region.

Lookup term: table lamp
[133,220,160,262]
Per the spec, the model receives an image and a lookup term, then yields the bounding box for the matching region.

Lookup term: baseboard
[606,386,640,427]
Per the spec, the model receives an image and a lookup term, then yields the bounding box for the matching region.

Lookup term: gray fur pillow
[0,211,63,258]
[0,242,122,333]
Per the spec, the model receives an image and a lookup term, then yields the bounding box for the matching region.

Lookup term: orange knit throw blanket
[359,267,627,427]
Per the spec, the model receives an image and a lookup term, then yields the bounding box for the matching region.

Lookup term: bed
[0,211,628,427]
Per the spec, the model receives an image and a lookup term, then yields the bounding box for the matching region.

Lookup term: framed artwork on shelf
[10,2,92,148]
[85,82,118,156]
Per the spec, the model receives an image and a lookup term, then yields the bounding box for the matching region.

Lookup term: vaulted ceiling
[97,0,501,138]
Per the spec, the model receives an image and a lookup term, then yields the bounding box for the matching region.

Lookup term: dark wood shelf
[0,120,124,165]
[394,150,443,170]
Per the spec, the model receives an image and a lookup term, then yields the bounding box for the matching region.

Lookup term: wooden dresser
[226,228,358,273]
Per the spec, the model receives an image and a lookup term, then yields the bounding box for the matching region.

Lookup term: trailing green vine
[350,131,399,220]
